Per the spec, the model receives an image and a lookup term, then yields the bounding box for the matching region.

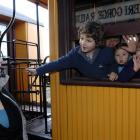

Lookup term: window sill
[60,76,140,88]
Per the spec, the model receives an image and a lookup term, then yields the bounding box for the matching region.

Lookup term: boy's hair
[114,43,128,52]
[78,21,104,44]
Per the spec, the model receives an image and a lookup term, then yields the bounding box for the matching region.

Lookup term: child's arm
[26,47,77,76]
[117,59,136,82]
[133,55,140,72]
[26,67,37,75]
[117,56,140,82]
[107,62,118,81]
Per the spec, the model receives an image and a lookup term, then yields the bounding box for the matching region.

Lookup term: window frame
[58,0,140,88]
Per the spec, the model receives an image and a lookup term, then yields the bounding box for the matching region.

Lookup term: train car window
[58,0,140,88]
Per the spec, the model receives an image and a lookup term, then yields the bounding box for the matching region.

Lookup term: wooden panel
[15,22,28,58]
[86,87,93,140]
[116,88,123,140]
[49,0,60,140]
[27,23,38,59]
[129,89,136,140]
[136,88,140,139]
[122,88,129,140]
[67,86,73,140]
[103,87,110,140]
[61,85,69,140]
[51,81,140,140]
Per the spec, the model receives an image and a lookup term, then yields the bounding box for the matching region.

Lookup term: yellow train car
[1,0,140,140]
[48,1,140,140]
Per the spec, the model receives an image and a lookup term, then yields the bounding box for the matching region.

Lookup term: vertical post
[36,1,41,64]
[35,0,48,134]
[35,0,43,113]
[42,75,48,134]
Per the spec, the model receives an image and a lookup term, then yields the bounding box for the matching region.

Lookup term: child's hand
[133,55,140,72]
[108,72,118,81]
[122,34,139,53]
[26,67,37,75]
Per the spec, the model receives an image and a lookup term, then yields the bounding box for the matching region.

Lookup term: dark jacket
[117,59,140,82]
[110,58,140,82]
[36,46,115,80]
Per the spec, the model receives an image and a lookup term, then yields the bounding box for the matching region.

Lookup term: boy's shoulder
[98,46,115,62]
[66,46,80,57]
[69,45,80,53]
[73,45,80,51]
[99,46,114,54]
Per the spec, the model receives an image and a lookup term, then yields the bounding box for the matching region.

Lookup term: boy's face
[79,33,96,53]
[115,48,129,65]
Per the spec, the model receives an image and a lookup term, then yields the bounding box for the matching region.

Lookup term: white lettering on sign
[76,0,140,27]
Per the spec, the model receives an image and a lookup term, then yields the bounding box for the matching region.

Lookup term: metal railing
[1,39,51,135]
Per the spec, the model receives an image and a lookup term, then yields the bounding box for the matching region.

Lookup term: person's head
[78,21,104,53]
[114,43,130,65]
[105,36,120,48]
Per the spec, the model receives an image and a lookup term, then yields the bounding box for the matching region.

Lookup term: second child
[108,42,140,82]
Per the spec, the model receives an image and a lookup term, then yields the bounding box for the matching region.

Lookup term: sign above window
[76,0,140,27]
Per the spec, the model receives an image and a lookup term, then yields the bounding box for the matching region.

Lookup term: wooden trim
[60,77,140,88]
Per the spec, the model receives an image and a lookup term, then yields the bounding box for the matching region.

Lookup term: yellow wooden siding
[49,1,140,140]
[49,0,60,140]
[26,23,38,59]
[51,83,140,140]
[15,22,28,58]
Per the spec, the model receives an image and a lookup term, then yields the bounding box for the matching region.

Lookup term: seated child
[27,21,115,80]
[108,42,140,82]
[108,43,131,81]
[117,47,140,82]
